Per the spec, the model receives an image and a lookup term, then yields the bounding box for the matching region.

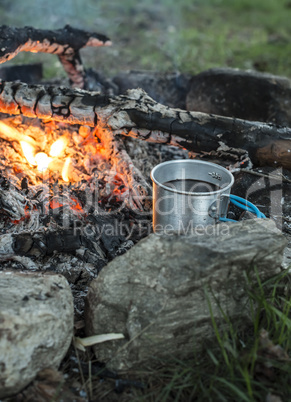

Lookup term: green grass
[130,269,291,401]
[78,268,290,401]
[1,0,291,78]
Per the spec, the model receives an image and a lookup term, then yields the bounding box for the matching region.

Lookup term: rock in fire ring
[0,271,74,399]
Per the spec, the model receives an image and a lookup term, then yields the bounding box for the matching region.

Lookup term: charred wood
[0,25,111,89]
[0,229,106,266]
[0,80,291,169]
[0,175,35,221]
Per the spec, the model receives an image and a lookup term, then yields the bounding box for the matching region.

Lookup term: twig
[240,168,291,184]
[73,338,88,396]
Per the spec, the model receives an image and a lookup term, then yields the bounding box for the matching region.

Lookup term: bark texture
[85,219,286,371]
[0,25,111,88]
[1,80,291,169]
[0,271,74,398]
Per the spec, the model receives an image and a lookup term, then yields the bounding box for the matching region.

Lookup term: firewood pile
[0,25,290,400]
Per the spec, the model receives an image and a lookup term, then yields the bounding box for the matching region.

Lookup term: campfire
[0,114,155,273]
[0,24,290,401]
[0,118,128,207]
[0,24,290,320]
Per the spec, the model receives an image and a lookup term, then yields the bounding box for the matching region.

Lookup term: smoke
[0,0,100,29]
[0,0,184,75]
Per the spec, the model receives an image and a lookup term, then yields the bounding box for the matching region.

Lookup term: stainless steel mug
[151,160,234,233]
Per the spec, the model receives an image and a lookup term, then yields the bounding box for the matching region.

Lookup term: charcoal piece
[100,231,126,259]
[81,249,107,268]
[13,233,34,255]
[115,240,134,256]
[85,214,129,258]
[0,175,33,221]
[45,230,83,255]
[1,229,107,267]
[21,177,28,191]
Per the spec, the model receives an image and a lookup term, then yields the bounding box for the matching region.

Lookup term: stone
[0,63,43,84]
[85,219,286,371]
[0,271,74,399]
[186,68,291,126]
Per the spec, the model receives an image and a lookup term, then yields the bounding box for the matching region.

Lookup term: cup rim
[151,159,234,196]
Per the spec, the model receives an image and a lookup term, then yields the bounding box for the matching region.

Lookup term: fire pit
[0,24,290,401]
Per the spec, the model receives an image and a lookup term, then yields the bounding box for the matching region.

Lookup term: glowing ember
[50,199,63,209]
[34,152,52,172]
[20,141,37,166]
[62,156,71,182]
[49,137,68,157]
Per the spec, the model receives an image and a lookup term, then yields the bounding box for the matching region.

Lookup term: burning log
[0,25,111,88]
[0,80,291,169]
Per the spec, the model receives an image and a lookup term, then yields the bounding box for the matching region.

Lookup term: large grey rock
[186,68,291,126]
[0,271,74,398]
[85,219,286,371]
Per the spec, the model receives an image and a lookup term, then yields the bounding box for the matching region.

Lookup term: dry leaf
[75,333,125,351]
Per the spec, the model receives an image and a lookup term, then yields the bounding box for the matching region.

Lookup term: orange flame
[20,141,37,166]
[69,197,84,213]
[62,156,71,182]
[18,135,70,176]
[34,152,52,172]
[49,137,68,157]
[0,122,80,182]
[0,121,37,147]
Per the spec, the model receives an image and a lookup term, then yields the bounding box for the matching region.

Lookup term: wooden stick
[0,25,111,88]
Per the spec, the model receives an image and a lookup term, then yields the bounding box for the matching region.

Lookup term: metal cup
[151,160,234,233]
